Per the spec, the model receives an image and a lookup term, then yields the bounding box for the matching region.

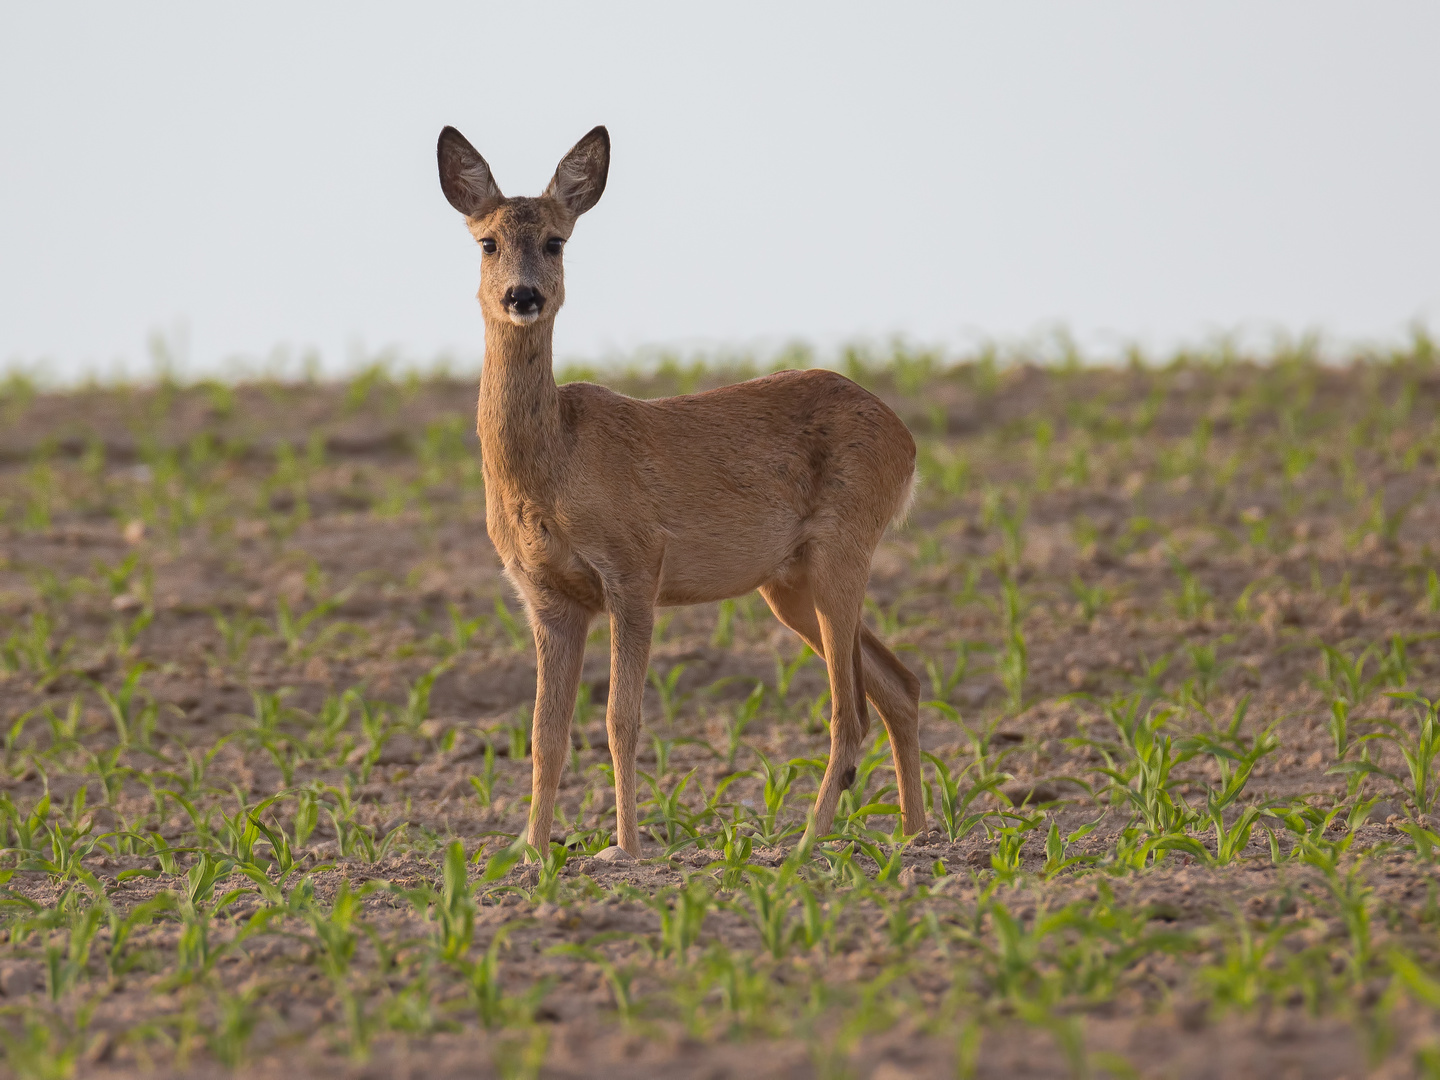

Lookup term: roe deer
[437,125,924,856]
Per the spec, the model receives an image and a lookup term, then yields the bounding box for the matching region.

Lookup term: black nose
[504,286,544,314]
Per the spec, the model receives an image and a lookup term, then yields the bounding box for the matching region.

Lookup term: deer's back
[552,369,915,604]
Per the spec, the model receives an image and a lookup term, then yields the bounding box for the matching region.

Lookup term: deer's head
[438,125,609,328]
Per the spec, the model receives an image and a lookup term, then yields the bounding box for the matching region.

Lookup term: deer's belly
[654,530,796,606]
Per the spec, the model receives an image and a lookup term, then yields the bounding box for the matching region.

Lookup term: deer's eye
[479,238,497,254]
[545,237,565,255]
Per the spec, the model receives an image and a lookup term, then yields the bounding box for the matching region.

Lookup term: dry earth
[2,349,1440,1077]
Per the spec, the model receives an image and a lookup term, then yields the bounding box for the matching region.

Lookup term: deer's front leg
[525,600,590,856]
[606,598,654,855]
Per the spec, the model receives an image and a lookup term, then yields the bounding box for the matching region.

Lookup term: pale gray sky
[2,3,1437,381]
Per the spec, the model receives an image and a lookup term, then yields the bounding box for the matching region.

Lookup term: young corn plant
[998,627,1028,714]
[648,877,714,962]
[770,645,815,721]
[923,642,979,703]
[987,812,1043,883]
[274,584,352,657]
[640,768,701,851]
[923,751,1001,841]
[723,681,766,769]
[1042,816,1102,879]
[3,611,74,687]
[88,663,159,751]
[1366,691,1440,817]
[751,751,802,845]
[1087,696,1197,850]
[469,740,499,807]
[1168,555,1213,621]
[648,662,692,725]
[492,596,530,651]
[1171,721,1279,867]
[1069,575,1111,622]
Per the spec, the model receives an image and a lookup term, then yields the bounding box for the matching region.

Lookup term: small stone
[961,684,992,708]
[1366,800,1400,825]
[1175,999,1208,1032]
[594,845,635,863]
[1002,781,1059,806]
[0,961,42,997]
[872,1064,922,1080]
[897,865,920,889]
[1332,606,1363,630]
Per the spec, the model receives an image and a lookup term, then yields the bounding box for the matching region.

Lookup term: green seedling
[648,662,691,725]
[493,596,530,650]
[0,1013,80,1080]
[706,819,754,890]
[1199,915,1302,1013]
[924,642,978,702]
[470,740,499,807]
[752,751,802,845]
[923,751,1000,841]
[1088,695,1197,844]
[1069,575,1110,622]
[640,768,700,850]
[998,627,1028,714]
[711,597,737,648]
[1371,692,1440,816]
[206,988,262,1069]
[502,708,529,761]
[1168,555,1212,620]
[2,610,74,686]
[399,658,451,732]
[1042,816,1102,878]
[771,645,815,718]
[274,585,351,656]
[994,498,1027,578]
[723,681,766,768]
[735,865,799,960]
[988,813,1043,882]
[85,662,157,751]
[1182,641,1229,706]
[649,877,713,962]
[548,943,639,1025]
[1315,643,1385,707]
[427,601,484,659]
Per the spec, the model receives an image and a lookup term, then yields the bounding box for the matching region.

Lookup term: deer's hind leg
[859,626,924,834]
[760,578,925,838]
[761,557,873,838]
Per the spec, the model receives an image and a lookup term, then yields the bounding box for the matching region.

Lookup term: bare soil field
[3,345,1440,1078]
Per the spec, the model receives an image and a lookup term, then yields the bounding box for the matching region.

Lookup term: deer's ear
[438,127,503,217]
[544,126,609,218]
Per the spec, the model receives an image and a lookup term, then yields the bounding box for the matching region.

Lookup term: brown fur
[437,126,924,854]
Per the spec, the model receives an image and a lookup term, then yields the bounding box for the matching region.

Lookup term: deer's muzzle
[503,286,545,317]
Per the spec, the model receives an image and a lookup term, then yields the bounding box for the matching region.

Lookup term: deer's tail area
[890,464,919,530]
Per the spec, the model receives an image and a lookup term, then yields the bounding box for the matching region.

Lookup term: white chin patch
[507,310,541,326]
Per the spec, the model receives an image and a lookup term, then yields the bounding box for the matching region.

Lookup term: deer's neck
[477,321,564,495]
